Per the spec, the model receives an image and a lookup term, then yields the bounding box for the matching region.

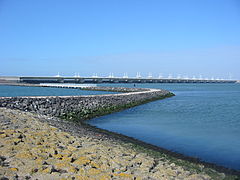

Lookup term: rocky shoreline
[0,108,222,180]
[0,87,173,119]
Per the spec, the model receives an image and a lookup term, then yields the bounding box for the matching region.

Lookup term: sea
[89,83,240,170]
[0,83,239,170]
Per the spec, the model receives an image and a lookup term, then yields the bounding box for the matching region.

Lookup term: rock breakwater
[0,87,174,121]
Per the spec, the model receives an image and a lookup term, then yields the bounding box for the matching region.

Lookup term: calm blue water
[0,85,117,97]
[88,83,240,170]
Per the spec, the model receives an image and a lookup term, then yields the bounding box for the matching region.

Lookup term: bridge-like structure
[19,76,237,84]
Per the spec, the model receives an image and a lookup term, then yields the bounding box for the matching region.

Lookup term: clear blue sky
[0,0,240,79]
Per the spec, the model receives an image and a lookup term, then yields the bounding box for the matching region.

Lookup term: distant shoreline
[0,75,238,84]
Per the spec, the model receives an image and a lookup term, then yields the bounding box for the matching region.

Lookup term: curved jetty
[0,87,174,121]
[0,87,238,179]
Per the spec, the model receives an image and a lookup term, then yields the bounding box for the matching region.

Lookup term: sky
[0,0,240,79]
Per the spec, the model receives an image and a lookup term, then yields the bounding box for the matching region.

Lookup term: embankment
[0,87,174,121]
[0,108,215,179]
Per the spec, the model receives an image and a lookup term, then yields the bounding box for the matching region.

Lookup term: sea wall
[0,87,174,121]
